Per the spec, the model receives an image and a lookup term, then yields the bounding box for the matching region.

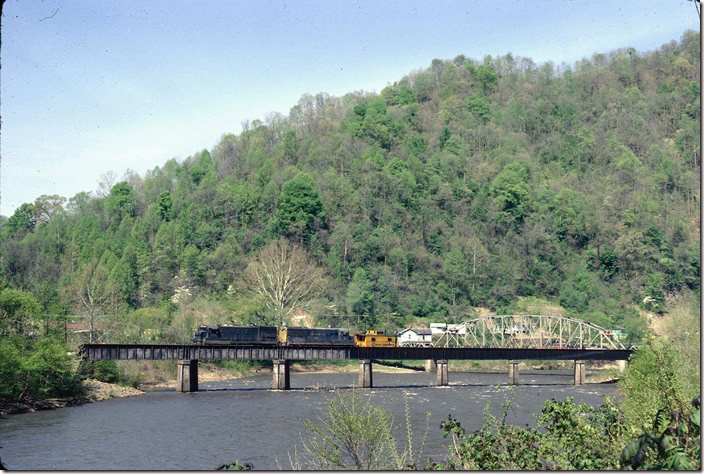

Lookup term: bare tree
[242,239,327,326]
[97,171,117,197]
[68,259,119,342]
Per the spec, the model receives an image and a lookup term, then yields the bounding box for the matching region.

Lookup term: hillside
[0,30,700,345]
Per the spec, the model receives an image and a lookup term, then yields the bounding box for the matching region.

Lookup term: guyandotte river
[0,369,618,470]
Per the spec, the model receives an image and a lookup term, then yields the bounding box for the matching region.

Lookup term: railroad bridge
[79,315,633,392]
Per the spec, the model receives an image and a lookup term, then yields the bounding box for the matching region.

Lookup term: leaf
[620,440,640,468]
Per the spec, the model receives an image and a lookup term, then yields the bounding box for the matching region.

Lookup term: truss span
[434,315,626,350]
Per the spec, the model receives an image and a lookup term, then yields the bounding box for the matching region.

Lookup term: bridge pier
[436,360,449,386]
[272,359,290,390]
[358,359,373,388]
[574,360,586,385]
[425,359,437,372]
[508,360,519,385]
[177,359,198,392]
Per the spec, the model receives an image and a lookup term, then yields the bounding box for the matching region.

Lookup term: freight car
[279,326,354,346]
[354,329,397,347]
[193,325,278,345]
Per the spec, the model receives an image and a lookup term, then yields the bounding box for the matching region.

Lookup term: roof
[398,328,432,336]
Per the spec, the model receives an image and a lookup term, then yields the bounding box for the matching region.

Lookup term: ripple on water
[0,370,617,470]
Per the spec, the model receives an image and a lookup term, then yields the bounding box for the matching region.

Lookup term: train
[193,325,399,347]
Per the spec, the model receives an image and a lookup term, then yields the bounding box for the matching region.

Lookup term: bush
[294,390,429,470]
[21,338,84,399]
[92,360,121,384]
[0,336,84,401]
[435,396,622,470]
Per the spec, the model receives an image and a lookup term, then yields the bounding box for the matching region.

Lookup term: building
[397,328,433,347]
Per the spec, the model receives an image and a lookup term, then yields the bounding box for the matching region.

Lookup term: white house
[397,328,433,347]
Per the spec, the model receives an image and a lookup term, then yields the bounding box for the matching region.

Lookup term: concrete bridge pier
[574,360,586,385]
[272,359,290,390]
[508,360,519,385]
[425,359,437,372]
[177,359,198,392]
[436,360,449,386]
[358,359,373,388]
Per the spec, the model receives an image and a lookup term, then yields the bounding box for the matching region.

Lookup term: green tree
[5,203,37,236]
[105,182,137,223]
[489,161,533,225]
[347,268,374,327]
[274,173,325,242]
[157,191,173,221]
[0,288,41,337]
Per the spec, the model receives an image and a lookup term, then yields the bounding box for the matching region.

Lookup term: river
[0,369,618,470]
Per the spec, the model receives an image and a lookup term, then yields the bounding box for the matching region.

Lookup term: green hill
[1,31,699,344]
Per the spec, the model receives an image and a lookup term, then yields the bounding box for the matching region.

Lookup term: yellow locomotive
[354,329,397,348]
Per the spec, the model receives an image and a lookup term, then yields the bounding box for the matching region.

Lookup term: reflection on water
[0,370,617,470]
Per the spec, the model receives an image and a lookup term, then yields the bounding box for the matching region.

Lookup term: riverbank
[0,379,143,417]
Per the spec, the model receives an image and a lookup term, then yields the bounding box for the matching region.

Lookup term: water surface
[0,369,617,470]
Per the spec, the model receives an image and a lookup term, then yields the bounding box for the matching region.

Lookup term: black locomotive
[280,326,353,346]
[192,325,354,346]
[193,325,278,345]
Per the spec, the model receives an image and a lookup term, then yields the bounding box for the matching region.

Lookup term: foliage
[0,288,42,337]
[0,336,84,401]
[295,390,430,470]
[274,172,325,242]
[619,336,700,438]
[620,396,700,470]
[436,395,622,470]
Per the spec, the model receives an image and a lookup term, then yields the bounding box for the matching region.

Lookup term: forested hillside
[1,31,700,347]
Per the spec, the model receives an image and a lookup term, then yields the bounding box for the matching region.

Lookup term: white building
[397,328,433,347]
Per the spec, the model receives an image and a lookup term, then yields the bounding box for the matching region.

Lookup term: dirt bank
[0,379,144,417]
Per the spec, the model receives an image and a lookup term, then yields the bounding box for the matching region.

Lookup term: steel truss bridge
[79,316,633,391]
[433,315,627,350]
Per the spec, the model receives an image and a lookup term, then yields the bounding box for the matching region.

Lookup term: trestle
[177,359,198,392]
[508,360,519,385]
[436,360,449,386]
[358,359,373,388]
[272,359,290,390]
[574,360,586,385]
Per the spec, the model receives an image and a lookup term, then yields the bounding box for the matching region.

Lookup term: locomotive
[193,325,397,347]
[193,325,278,345]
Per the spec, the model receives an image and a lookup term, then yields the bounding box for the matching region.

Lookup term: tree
[5,203,37,236]
[489,161,533,225]
[347,268,374,327]
[105,182,137,223]
[157,191,172,221]
[274,172,325,242]
[242,239,327,327]
[32,194,66,223]
[0,288,41,337]
[97,171,117,197]
[68,259,120,342]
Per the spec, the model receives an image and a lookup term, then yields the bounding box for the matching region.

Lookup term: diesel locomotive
[193,325,397,347]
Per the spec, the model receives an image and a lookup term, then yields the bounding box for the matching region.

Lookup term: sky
[0,0,699,217]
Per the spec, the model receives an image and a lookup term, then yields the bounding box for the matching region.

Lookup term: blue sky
[0,0,698,216]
